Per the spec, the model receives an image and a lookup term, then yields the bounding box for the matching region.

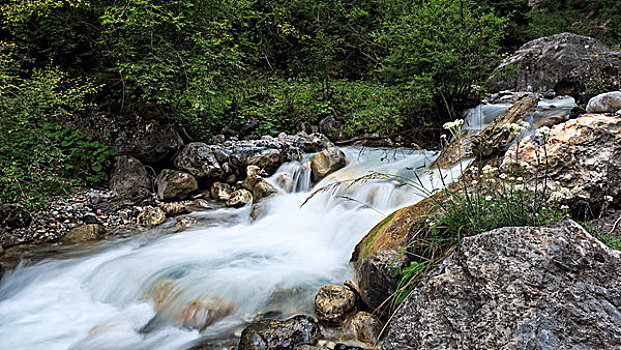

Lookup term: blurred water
[0,147,464,350]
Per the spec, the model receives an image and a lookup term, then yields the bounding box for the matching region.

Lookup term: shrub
[0,42,115,210]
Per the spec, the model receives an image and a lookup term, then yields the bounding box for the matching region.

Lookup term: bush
[0,42,115,210]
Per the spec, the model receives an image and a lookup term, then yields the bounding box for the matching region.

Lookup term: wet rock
[275,172,295,192]
[250,204,264,221]
[246,165,264,178]
[471,96,538,157]
[155,169,198,201]
[151,279,179,311]
[279,132,330,153]
[144,294,237,334]
[238,315,322,350]
[311,147,347,181]
[179,296,237,331]
[109,155,152,201]
[174,142,225,179]
[226,189,253,208]
[382,220,621,349]
[297,346,328,350]
[253,180,279,201]
[586,91,621,113]
[341,312,382,345]
[0,204,32,229]
[210,182,234,201]
[61,224,104,244]
[315,285,357,326]
[357,251,408,317]
[174,216,198,233]
[137,207,166,227]
[486,32,612,93]
[230,147,286,174]
[241,175,261,192]
[160,202,190,216]
[502,114,621,209]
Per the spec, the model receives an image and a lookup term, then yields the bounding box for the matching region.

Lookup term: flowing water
[0,147,467,350]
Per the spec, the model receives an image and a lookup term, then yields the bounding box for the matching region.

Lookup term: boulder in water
[311,147,347,181]
[109,155,152,201]
[275,171,295,192]
[253,180,279,201]
[155,169,198,201]
[430,129,480,169]
[151,279,179,311]
[137,206,166,227]
[586,91,621,113]
[179,296,237,331]
[174,142,225,179]
[486,32,611,93]
[350,195,438,271]
[238,315,322,350]
[61,224,104,244]
[314,285,358,326]
[559,52,621,101]
[229,147,286,174]
[225,189,253,208]
[174,216,198,233]
[382,220,621,349]
[159,202,190,216]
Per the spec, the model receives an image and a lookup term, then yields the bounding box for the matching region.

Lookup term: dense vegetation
[1,0,620,208]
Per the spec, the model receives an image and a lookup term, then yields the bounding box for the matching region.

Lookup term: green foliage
[376,0,506,120]
[597,233,621,251]
[0,43,115,210]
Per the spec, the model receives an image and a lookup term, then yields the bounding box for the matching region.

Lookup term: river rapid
[0,147,468,350]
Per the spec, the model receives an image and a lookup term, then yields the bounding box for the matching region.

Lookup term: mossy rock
[350,195,438,271]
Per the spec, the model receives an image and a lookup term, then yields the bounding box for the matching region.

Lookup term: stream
[0,148,465,350]
[0,97,576,350]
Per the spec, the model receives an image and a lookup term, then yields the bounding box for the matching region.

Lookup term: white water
[463,97,576,131]
[0,147,464,350]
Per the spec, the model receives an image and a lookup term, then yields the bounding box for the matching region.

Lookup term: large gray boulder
[155,169,198,201]
[586,91,621,113]
[174,142,225,179]
[558,52,621,101]
[502,114,621,209]
[382,220,621,349]
[229,147,287,174]
[109,155,152,201]
[487,33,611,93]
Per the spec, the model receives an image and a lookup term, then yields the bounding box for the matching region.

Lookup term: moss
[364,210,398,258]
